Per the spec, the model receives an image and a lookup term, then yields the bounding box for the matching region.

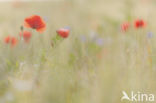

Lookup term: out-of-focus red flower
[4,36,18,47]
[11,37,18,47]
[4,36,11,44]
[135,19,145,28]
[20,31,32,43]
[24,15,46,33]
[121,22,130,32]
[56,28,69,38]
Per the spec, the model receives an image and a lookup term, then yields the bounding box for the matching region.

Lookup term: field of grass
[0,0,156,103]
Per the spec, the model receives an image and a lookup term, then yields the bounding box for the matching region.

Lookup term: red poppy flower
[4,36,11,44]
[24,15,46,33]
[121,22,130,32]
[56,28,69,38]
[20,31,32,43]
[135,19,145,28]
[11,37,18,47]
[4,36,18,47]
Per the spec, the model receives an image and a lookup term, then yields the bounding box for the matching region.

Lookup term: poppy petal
[36,26,46,33]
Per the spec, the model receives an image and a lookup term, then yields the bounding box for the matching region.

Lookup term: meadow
[0,0,156,103]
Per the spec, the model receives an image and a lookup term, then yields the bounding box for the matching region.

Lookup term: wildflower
[95,38,104,46]
[4,35,11,44]
[4,36,18,47]
[147,32,153,38]
[11,37,18,47]
[24,15,46,33]
[20,31,32,43]
[56,28,69,38]
[135,19,145,28]
[121,22,130,32]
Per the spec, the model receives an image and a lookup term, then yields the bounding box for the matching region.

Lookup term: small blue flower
[80,35,86,42]
[95,38,104,46]
[64,26,71,30]
[147,32,153,38]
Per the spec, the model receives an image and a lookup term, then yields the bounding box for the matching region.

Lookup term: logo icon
[121,91,130,101]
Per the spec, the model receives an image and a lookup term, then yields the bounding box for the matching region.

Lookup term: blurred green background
[0,0,156,103]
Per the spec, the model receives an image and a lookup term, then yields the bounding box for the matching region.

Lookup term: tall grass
[0,0,156,103]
